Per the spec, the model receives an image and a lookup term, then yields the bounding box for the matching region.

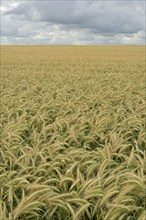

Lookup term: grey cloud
[5,1,144,35]
[1,0,145,45]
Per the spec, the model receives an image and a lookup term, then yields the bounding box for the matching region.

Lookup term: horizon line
[0,44,145,46]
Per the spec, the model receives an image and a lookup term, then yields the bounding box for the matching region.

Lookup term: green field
[1,46,146,220]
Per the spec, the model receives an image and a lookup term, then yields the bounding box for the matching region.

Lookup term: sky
[1,0,145,45]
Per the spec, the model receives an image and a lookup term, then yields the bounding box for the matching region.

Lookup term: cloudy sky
[1,0,145,45]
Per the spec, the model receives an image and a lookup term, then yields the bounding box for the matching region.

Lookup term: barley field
[0,46,146,220]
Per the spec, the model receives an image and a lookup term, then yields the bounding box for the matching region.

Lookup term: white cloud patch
[1,0,145,45]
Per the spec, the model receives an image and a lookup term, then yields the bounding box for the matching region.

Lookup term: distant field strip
[0,46,146,220]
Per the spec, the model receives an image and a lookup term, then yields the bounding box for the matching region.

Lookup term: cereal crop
[0,46,146,220]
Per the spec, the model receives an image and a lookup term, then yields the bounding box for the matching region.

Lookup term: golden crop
[0,46,145,220]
